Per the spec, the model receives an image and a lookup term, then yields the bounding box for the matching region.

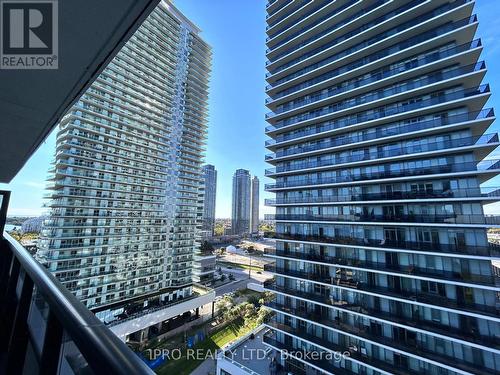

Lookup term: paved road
[215,279,248,296]
[213,267,271,297]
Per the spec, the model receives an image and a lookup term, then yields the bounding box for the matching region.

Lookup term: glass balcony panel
[264,231,500,257]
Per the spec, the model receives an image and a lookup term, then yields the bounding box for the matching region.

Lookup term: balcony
[267,0,331,37]
[266,83,490,134]
[267,0,359,53]
[267,0,460,71]
[266,110,494,158]
[266,0,293,17]
[266,107,492,152]
[267,35,482,102]
[270,28,478,96]
[266,11,477,83]
[265,133,498,175]
[266,265,498,318]
[264,232,500,258]
[269,67,488,130]
[264,248,498,287]
[265,158,500,190]
[263,333,358,375]
[0,195,153,375]
[266,0,310,29]
[266,301,499,354]
[267,211,500,226]
[267,318,489,375]
[265,322,420,375]
[267,61,486,122]
[265,186,500,205]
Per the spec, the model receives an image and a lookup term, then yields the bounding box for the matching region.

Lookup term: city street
[213,267,271,297]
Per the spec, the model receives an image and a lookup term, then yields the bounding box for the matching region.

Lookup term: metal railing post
[1,257,21,346]
[40,308,64,375]
[6,272,34,373]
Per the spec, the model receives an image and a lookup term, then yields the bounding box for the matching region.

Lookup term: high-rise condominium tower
[202,164,217,236]
[232,169,251,235]
[251,176,260,233]
[38,1,211,321]
[264,1,500,374]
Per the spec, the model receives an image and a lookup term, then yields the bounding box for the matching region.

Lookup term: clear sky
[1,0,500,218]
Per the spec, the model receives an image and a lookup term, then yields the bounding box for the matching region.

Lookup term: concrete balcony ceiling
[0,0,160,183]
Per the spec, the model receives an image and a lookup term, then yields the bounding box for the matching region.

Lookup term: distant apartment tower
[202,164,217,236]
[250,176,260,233]
[38,0,212,330]
[231,169,251,235]
[264,1,500,375]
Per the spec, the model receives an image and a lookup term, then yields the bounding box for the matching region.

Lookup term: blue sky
[1,0,500,217]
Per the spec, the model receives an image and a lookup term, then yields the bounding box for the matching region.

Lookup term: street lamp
[248,254,252,279]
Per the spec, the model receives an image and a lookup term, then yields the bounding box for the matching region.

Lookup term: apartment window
[431,308,441,323]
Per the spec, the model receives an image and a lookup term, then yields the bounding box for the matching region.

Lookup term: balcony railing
[265,158,500,189]
[265,301,500,352]
[264,248,498,286]
[265,133,498,175]
[265,282,500,347]
[266,265,498,317]
[266,212,500,225]
[271,0,461,69]
[267,10,477,81]
[268,61,486,119]
[266,109,495,160]
[263,333,358,375]
[267,0,331,35]
[267,36,482,106]
[266,61,486,127]
[267,0,360,52]
[265,186,500,205]
[265,108,494,154]
[264,232,500,257]
[266,82,490,133]
[0,231,153,375]
[106,290,203,327]
[266,0,293,17]
[267,318,487,375]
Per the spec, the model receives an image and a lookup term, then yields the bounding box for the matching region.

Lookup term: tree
[247,294,260,307]
[256,306,272,325]
[216,295,234,318]
[214,223,224,236]
[200,241,214,254]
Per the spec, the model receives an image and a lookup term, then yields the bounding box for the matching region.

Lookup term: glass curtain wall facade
[251,176,260,233]
[232,169,252,235]
[264,1,500,374]
[202,164,217,236]
[37,1,211,318]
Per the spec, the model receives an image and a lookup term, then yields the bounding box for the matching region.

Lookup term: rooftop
[218,326,277,375]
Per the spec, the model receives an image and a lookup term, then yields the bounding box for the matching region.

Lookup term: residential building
[21,216,47,233]
[193,171,216,284]
[37,0,214,342]
[0,0,161,373]
[192,249,216,285]
[202,164,217,236]
[264,1,500,374]
[232,169,252,235]
[251,176,260,233]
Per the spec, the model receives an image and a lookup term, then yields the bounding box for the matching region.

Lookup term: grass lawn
[218,261,263,272]
[155,319,255,375]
